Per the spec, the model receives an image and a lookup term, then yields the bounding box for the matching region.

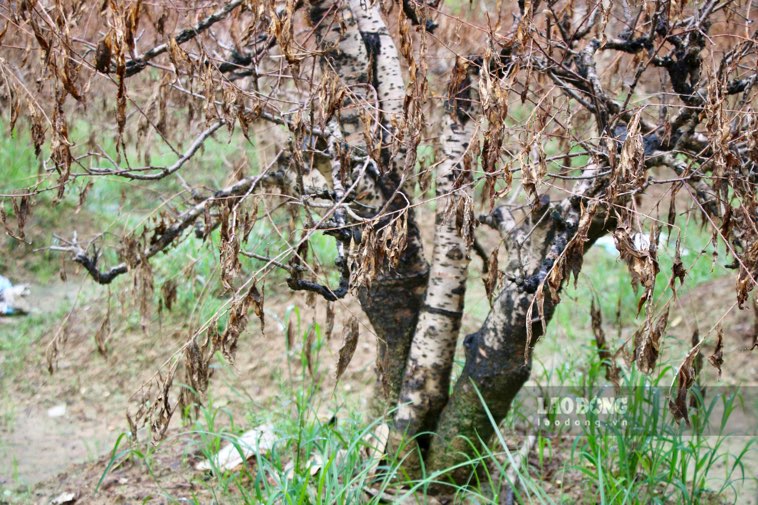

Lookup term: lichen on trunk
[425,193,615,483]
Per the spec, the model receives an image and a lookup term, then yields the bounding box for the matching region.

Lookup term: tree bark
[394,113,475,440]
[426,195,612,483]
[312,0,430,412]
[425,281,555,481]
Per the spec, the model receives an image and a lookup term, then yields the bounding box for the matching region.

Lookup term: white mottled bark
[312,0,430,411]
[310,0,369,142]
[347,0,404,121]
[394,113,476,437]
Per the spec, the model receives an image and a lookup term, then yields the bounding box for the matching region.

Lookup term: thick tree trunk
[359,258,428,411]
[311,0,430,412]
[425,284,555,481]
[426,195,612,483]
[394,114,475,439]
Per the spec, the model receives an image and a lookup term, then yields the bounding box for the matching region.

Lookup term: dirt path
[0,280,125,487]
[0,280,379,497]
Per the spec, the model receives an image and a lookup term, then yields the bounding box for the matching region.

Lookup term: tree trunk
[312,0,431,412]
[359,259,428,411]
[425,284,555,481]
[394,113,475,440]
[426,197,613,483]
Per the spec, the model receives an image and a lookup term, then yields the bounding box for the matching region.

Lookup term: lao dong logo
[536,395,629,430]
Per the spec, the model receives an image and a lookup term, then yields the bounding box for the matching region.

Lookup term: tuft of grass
[93,297,754,505]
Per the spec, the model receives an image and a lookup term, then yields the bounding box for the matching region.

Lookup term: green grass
[576,373,751,504]
[87,304,754,505]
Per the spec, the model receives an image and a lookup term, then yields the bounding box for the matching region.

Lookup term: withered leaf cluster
[2,0,756,439]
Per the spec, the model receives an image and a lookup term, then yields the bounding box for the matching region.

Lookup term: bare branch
[86,121,225,180]
[124,0,245,77]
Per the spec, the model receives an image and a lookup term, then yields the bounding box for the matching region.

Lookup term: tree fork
[426,199,615,484]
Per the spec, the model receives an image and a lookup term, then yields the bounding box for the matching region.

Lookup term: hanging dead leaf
[591,298,620,388]
[94,301,111,357]
[669,338,703,425]
[182,338,210,407]
[325,302,335,341]
[670,236,687,293]
[707,327,724,378]
[286,321,295,350]
[483,245,501,305]
[248,283,265,331]
[613,222,660,314]
[12,195,30,241]
[634,308,669,374]
[161,280,177,312]
[305,325,316,378]
[95,36,113,73]
[689,328,706,410]
[336,316,359,382]
[75,181,94,214]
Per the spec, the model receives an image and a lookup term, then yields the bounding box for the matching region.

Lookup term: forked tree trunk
[425,285,556,478]
[425,199,613,480]
[347,0,434,413]
[313,0,613,487]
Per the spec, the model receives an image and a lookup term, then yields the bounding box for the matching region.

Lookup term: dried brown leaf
[94,298,111,357]
[336,316,359,382]
[161,280,177,312]
[591,298,621,388]
[325,302,335,341]
[75,181,93,214]
[95,35,113,73]
[286,321,295,350]
[483,245,501,306]
[613,222,659,314]
[305,325,316,379]
[248,283,264,331]
[669,338,703,425]
[634,308,669,374]
[670,236,687,292]
[708,327,724,378]
[689,328,706,410]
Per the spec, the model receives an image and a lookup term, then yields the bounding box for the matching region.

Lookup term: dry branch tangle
[2,0,757,488]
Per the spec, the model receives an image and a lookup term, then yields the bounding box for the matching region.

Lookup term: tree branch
[124,0,245,77]
[51,170,270,284]
[86,121,225,180]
